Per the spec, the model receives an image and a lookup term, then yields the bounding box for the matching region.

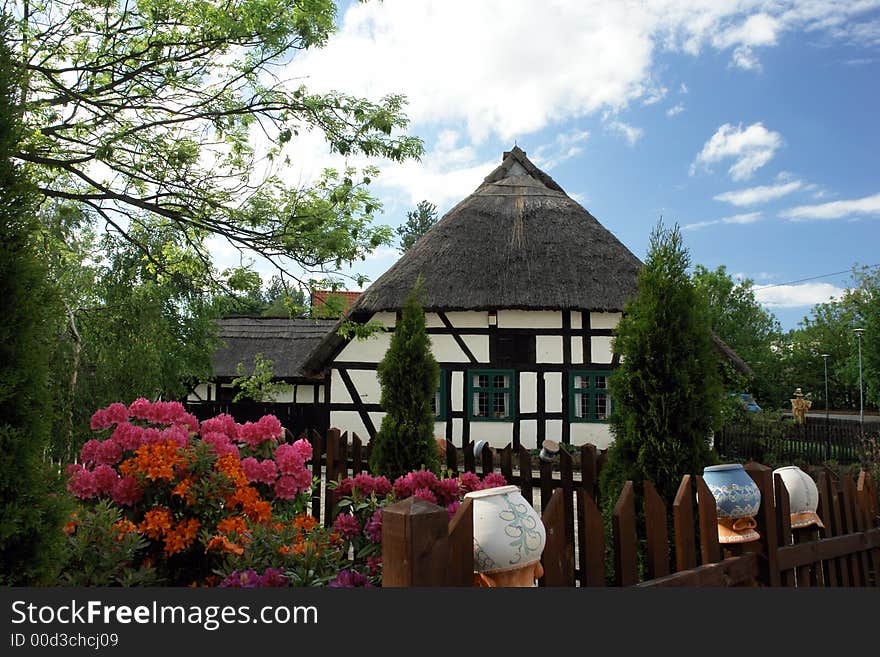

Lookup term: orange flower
[293,514,318,533]
[216,516,248,537]
[112,519,138,541]
[206,535,244,556]
[63,521,78,535]
[172,477,196,504]
[215,454,248,488]
[163,517,200,556]
[124,441,185,482]
[227,486,272,524]
[139,507,174,540]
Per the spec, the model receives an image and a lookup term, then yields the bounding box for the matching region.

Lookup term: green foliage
[231,353,292,402]
[369,279,441,480]
[396,200,439,253]
[0,23,70,584]
[10,0,422,286]
[310,292,350,319]
[59,501,159,587]
[600,222,721,510]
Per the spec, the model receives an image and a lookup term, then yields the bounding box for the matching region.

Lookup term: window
[495,331,536,368]
[468,370,515,421]
[430,370,447,421]
[571,371,612,422]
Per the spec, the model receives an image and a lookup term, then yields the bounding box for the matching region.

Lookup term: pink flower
[364,509,382,544]
[111,422,145,451]
[413,487,437,505]
[110,476,143,506]
[393,473,414,499]
[105,402,129,426]
[178,412,199,434]
[147,400,188,426]
[238,422,264,447]
[160,425,189,448]
[259,459,278,485]
[292,438,312,462]
[274,443,304,475]
[480,472,508,490]
[332,514,361,540]
[89,409,110,431]
[95,440,123,466]
[434,478,461,506]
[141,428,162,445]
[291,468,313,493]
[333,478,353,500]
[410,469,439,491]
[128,398,152,420]
[274,475,305,500]
[459,472,482,493]
[446,501,461,521]
[200,414,239,441]
[372,476,392,497]
[366,556,382,576]
[66,465,98,499]
[352,473,378,496]
[241,457,262,483]
[257,415,283,441]
[79,439,101,465]
[93,464,118,494]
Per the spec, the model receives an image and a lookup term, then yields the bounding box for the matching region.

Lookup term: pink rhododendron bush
[63,399,506,587]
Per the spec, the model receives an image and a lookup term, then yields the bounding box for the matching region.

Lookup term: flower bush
[66,399,329,586]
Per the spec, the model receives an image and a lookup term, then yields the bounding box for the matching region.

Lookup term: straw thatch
[212,317,336,380]
[347,146,642,316]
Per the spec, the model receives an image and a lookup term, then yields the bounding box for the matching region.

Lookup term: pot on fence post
[703,464,762,544]
[465,485,546,587]
[772,466,825,531]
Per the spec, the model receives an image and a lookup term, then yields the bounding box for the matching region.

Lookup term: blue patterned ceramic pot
[464,485,546,574]
[702,464,761,519]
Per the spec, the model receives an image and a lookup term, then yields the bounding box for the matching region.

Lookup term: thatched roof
[212,317,336,380]
[344,146,642,316]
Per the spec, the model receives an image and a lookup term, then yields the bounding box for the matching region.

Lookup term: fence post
[612,481,638,586]
[381,497,451,587]
[446,497,475,587]
[744,462,780,586]
[541,488,574,586]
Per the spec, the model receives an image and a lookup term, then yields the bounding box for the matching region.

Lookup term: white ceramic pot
[773,466,824,530]
[464,485,546,574]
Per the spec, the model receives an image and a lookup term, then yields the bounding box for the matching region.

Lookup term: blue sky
[224,1,880,331]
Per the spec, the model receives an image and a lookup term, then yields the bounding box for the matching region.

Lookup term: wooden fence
[714,418,872,465]
[301,428,879,587]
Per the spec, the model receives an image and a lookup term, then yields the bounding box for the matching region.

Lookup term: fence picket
[446,497,474,587]
[541,489,574,586]
[844,476,869,586]
[518,445,533,509]
[774,473,795,587]
[612,482,638,586]
[644,480,670,579]
[817,471,838,586]
[696,476,721,566]
[673,475,697,572]
[500,444,513,484]
[577,489,606,587]
[857,473,880,587]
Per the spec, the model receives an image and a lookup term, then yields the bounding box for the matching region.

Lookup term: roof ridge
[482,145,565,193]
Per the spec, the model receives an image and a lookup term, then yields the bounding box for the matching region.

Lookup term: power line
[753,264,880,290]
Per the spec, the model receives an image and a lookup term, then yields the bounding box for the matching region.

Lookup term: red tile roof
[310,290,361,311]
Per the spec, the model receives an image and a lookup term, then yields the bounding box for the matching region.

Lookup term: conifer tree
[599,222,721,508]
[369,279,440,480]
[0,20,69,584]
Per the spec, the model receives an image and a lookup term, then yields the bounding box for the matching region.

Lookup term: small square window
[469,369,515,421]
[571,371,612,423]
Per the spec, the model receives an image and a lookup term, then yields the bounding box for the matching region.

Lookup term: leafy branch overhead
[10,0,423,285]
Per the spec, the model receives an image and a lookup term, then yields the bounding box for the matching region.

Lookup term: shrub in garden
[65,399,343,586]
[369,278,441,480]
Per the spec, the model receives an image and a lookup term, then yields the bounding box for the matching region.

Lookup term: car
[729,393,762,413]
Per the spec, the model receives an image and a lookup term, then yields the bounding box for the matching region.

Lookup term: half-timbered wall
[326,309,621,450]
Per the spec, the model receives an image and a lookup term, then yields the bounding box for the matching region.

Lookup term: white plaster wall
[346,370,381,404]
[335,332,392,362]
[330,411,367,441]
[590,312,622,330]
[295,385,315,404]
[445,311,488,328]
[452,418,463,443]
[569,423,614,449]
[425,312,444,328]
[451,372,464,412]
[330,370,353,404]
[536,335,564,363]
[496,310,562,329]
[571,311,582,330]
[429,334,469,362]
[519,372,537,414]
[273,387,295,403]
[470,422,513,448]
[433,421,447,439]
[519,420,538,449]
[545,419,563,442]
[571,337,584,364]
[188,383,210,402]
[372,312,396,328]
[368,413,385,439]
[317,386,324,403]
[591,336,614,364]
[544,372,562,413]
[461,335,490,362]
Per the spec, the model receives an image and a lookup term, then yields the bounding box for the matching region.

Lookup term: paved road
[800,412,880,423]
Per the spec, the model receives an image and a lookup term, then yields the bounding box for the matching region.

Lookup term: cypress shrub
[369,278,440,480]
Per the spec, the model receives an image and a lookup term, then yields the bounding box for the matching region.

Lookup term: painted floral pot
[464,485,546,575]
[772,466,824,530]
[702,464,761,519]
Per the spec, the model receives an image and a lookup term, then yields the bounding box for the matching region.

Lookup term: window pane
[475,374,489,389]
[595,394,609,420]
[574,375,587,390]
[474,392,488,417]
[492,391,509,418]
[574,392,587,418]
[493,374,509,389]
[595,375,607,389]
[431,390,440,417]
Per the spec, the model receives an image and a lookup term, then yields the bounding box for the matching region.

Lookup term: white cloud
[731,45,762,71]
[642,85,669,105]
[691,122,783,181]
[683,211,762,230]
[666,103,685,117]
[713,13,781,50]
[754,282,846,308]
[714,180,803,206]
[605,119,644,146]
[780,193,880,220]
[679,82,689,94]
[531,130,591,170]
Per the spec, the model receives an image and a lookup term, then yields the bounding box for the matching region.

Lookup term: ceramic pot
[702,464,761,519]
[772,466,824,530]
[464,485,546,574]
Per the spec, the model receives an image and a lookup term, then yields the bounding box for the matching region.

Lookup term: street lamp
[854,328,865,429]
[821,353,830,460]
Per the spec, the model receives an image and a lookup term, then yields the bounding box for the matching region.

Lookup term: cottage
[299,146,644,450]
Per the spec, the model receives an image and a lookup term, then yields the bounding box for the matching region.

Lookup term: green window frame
[430,369,447,421]
[570,371,612,422]
[467,369,516,421]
